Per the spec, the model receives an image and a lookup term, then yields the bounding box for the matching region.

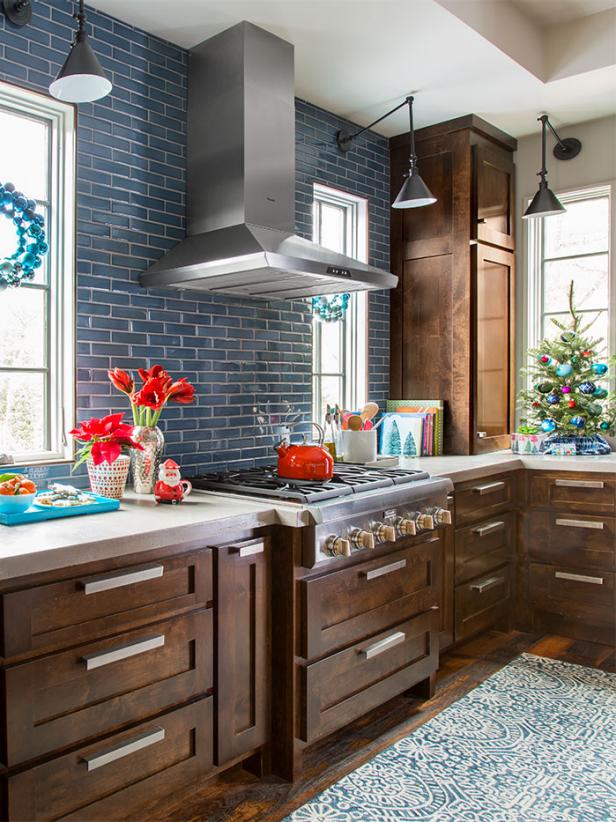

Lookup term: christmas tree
[402,431,417,457]
[518,281,616,440]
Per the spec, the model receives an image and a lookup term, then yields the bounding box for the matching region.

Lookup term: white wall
[515,114,616,413]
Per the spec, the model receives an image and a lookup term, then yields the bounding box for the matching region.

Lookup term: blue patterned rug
[286,654,616,822]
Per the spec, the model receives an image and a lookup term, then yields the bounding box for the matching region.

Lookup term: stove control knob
[396,517,417,537]
[373,522,397,544]
[324,534,352,557]
[413,512,435,531]
[432,507,452,526]
[349,528,376,550]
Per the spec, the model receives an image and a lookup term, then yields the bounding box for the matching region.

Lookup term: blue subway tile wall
[0,1,390,482]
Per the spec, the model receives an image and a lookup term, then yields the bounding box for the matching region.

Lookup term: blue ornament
[541,419,556,433]
[546,394,560,405]
[556,363,573,377]
[579,381,596,395]
[311,292,351,322]
[0,181,47,288]
[592,363,608,376]
[600,421,610,430]
[570,416,586,428]
[594,386,608,399]
[560,331,576,343]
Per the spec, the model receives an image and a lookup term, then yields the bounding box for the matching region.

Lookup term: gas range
[189,464,453,566]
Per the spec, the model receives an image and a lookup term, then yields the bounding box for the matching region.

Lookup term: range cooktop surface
[188,464,430,504]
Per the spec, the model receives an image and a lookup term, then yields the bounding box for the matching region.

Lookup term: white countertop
[3,451,616,582]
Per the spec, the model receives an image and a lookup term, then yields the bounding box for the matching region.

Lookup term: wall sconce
[523,114,582,219]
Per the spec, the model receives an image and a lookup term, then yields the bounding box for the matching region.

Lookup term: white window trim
[0,82,76,464]
[312,183,369,420]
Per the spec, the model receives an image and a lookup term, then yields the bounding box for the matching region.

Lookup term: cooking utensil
[359,402,379,426]
[275,422,334,481]
[347,414,364,431]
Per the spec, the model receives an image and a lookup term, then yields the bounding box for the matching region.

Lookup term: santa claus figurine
[154,459,192,504]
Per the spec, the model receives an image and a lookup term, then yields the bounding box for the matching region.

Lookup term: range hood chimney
[140,22,397,299]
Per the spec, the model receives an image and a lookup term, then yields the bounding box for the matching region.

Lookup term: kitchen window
[0,83,76,464]
[312,184,368,421]
[527,185,612,358]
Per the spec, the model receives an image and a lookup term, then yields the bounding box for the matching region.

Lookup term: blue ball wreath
[311,293,350,322]
[0,181,48,290]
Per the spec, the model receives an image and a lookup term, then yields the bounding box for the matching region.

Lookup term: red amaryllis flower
[70,413,143,469]
[137,364,169,383]
[167,378,196,405]
[133,376,172,410]
[108,367,134,395]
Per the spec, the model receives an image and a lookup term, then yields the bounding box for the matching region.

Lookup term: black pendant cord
[538,114,548,184]
[407,96,416,171]
[75,0,86,35]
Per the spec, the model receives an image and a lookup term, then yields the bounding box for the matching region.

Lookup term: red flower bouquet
[107,365,196,426]
[70,413,143,469]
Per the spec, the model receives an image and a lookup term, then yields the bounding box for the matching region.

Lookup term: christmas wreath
[0,181,48,290]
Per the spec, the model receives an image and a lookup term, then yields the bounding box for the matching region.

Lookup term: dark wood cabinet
[390,115,517,454]
[216,537,270,766]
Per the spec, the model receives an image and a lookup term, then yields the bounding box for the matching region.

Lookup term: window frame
[526,183,613,374]
[311,183,369,421]
[0,81,76,464]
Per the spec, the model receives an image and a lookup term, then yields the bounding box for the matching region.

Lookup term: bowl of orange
[0,474,37,514]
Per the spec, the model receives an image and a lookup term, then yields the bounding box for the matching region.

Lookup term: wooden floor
[149,632,615,822]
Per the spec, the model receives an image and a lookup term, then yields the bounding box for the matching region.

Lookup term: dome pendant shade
[393,166,436,209]
[523,180,566,219]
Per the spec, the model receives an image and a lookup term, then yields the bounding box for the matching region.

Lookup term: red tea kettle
[276,423,334,481]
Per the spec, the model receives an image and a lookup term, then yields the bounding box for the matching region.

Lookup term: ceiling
[90,0,616,139]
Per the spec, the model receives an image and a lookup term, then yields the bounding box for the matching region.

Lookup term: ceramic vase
[87,454,130,499]
[131,425,165,494]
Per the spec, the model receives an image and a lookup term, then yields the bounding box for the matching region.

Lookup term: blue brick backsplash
[0,1,390,480]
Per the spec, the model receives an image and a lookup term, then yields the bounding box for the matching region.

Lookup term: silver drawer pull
[361,631,406,660]
[232,540,264,558]
[82,565,164,595]
[81,634,165,671]
[470,576,504,594]
[472,481,506,495]
[555,571,604,585]
[555,518,604,530]
[82,727,165,771]
[554,479,605,489]
[472,520,505,537]
[363,559,407,581]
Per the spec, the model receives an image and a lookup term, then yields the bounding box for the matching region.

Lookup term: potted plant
[108,365,196,493]
[511,422,546,455]
[70,413,143,499]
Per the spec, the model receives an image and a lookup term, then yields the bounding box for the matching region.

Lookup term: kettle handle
[311,422,325,446]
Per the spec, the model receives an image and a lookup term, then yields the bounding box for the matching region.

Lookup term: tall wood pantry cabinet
[389,115,517,454]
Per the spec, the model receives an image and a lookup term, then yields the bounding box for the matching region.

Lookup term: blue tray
[0,493,120,526]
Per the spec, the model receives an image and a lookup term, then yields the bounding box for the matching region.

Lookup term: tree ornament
[570,416,586,429]
[594,386,608,399]
[579,381,596,395]
[582,350,593,358]
[591,363,608,376]
[556,363,573,377]
[536,382,553,393]
[546,394,560,405]
[541,419,556,433]
[310,293,350,322]
[571,355,579,364]
[532,401,541,408]
[538,354,554,366]
[561,386,571,394]
[588,403,603,416]
[0,181,47,289]
[560,331,576,343]
[600,421,610,430]
[567,400,576,408]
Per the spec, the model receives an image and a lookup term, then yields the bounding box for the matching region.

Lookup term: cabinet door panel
[473,244,515,453]
[216,537,269,765]
[473,145,515,250]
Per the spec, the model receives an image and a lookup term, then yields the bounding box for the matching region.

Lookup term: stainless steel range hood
[140,22,397,298]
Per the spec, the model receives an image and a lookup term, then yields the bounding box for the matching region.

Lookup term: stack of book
[380,400,444,457]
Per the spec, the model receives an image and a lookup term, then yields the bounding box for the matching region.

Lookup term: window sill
[5,457,74,469]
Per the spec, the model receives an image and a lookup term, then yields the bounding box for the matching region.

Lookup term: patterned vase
[131,425,165,494]
[87,454,130,499]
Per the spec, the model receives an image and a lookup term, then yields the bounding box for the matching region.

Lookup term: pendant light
[336,94,436,209]
[392,96,436,209]
[50,0,112,103]
[523,114,581,219]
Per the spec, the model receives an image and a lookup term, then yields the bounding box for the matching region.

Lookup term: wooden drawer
[528,473,616,515]
[6,698,213,821]
[527,511,615,571]
[454,564,510,641]
[455,511,514,584]
[301,608,438,743]
[3,609,212,767]
[455,474,515,526]
[528,562,615,629]
[300,536,439,659]
[1,550,212,658]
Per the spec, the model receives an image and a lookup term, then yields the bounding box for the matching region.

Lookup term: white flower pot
[87,454,130,499]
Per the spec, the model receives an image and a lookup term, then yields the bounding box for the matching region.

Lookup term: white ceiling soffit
[89,0,616,137]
